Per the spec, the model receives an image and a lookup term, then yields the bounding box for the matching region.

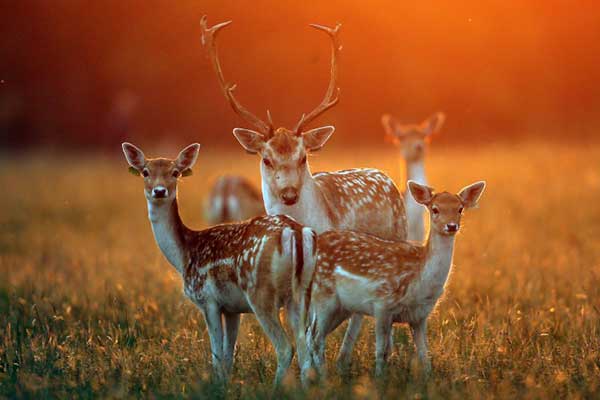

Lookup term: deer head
[382,113,445,163]
[122,142,200,204]
[201,16,341,206]
[408,180,485,236]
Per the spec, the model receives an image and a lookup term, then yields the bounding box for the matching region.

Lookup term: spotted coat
[181,213,303,311]
[313,168,407,240]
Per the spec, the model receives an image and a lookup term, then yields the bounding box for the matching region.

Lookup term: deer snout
[280,187,299,205]
[445,223,459,233]
[152,186,168,199]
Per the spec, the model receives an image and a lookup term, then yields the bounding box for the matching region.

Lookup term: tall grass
[1,142,599,398]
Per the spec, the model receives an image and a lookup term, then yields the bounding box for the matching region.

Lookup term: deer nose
[446,223,459,233]
[280,187,299,205]
[152,187,168,198]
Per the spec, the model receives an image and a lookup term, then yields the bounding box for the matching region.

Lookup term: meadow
[1,141,599,399]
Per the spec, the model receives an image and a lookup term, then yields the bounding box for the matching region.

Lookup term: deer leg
[410,318,431,375]
[386,328,395,360]
[202,303,227,381]
[222,312,241,374]
[251,304,294,386]
[336,314,364,371]
[309,301,347,380]
[286,301,312,386]
[374,312,393,377]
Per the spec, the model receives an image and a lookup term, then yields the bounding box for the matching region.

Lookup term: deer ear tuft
[128,166,141,176]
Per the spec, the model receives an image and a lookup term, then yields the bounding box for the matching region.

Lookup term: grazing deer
[382,113,446,242]
[204,175,264,224]
[122,142,316,385]
[201,16,408,369]
[300,180,486,378]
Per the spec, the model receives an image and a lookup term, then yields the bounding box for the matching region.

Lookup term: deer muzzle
[280,187,299,205]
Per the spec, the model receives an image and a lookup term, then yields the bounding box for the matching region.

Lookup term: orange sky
[1,1,600,148]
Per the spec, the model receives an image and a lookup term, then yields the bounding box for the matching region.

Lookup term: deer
[204,175,264,224]
[297,180,486,379]
[381,113,446,242]
[200,16,408,371]
[121,142,317,385]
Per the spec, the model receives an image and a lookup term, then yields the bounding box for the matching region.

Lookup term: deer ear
[122,142,146,171]
[458,181,486,208]
[233,128,266,154]
[302,126,335,152]
[381,114,400,137]
[176,143,200,171]
[408,180,434,205]
[422,112,446,136]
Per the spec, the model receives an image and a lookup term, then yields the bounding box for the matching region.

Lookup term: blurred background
[1,0,599,151]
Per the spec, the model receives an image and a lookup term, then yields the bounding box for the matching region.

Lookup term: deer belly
[334,268,385,316]
[186,280,252,313]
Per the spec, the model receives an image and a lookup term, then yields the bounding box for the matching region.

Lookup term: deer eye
[172,170,180,178]
[458,206,464,214]
[299,155,307,166]
[432,206,439,215]
[263,159,273,168]
[142,169,149,178]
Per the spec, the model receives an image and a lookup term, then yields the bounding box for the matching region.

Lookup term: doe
[122,142,315,385]
[300,180,485,378]
[382,113,445,242]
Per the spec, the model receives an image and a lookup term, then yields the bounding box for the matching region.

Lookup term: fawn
[122,142,316,385]
[204,175,264,224]
[201,16,408,369]
[298,180,486,378]
[382,113,446,242]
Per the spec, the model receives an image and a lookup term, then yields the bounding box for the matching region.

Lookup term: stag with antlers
[200,16,408,371]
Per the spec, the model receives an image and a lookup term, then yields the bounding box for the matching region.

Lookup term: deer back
[314,168,407,241]
[205,175,265,224]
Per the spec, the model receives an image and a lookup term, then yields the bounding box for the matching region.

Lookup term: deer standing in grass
[201,16,408,370]
[382,113,446,242]
[122,142,316,385]
[204,175,264,224]
[298,180,485,378]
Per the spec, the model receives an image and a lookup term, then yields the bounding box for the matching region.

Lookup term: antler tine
[294,23,342,135]
[201,16,273,137]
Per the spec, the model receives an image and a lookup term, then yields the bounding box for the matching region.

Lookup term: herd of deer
[121,16,486,386]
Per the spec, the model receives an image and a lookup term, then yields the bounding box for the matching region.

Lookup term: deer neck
[146,196,190,274]
[261,166,329,231]
[405,159,427,185]
[418,230,456,297]
[404,159,427,241]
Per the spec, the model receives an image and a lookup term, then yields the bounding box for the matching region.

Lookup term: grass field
[1,142,599,399]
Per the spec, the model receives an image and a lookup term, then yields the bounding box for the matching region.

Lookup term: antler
[294,23,342,135]
[200,16,273,137]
